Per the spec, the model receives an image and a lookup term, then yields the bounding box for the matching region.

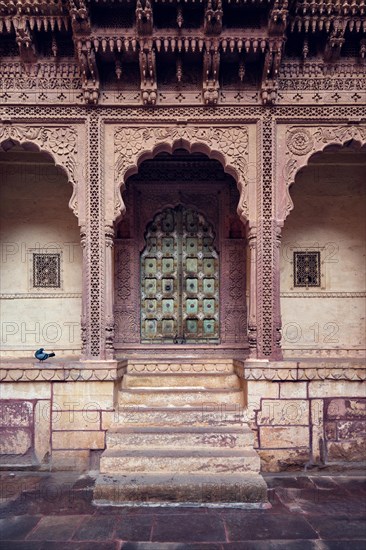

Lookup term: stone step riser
[106,430,254,450]
[118,390,244,407]
[108,408,246,428]
[127,363,235,375]
[122,374,240,389]
[94,474,268,505]
[100,454,260,475]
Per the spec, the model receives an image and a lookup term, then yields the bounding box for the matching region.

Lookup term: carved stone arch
[113,125,249,224]
[279,124,366,222]
[0,125,80,218]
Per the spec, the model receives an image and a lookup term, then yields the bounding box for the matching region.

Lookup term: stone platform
[93,359,268,506]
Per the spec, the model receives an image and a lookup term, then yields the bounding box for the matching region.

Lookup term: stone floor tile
[318,542,366,550]
[72,515,116,541]
[222,542,316,549]
[27,515,85,541]
[331,477,366,496]
[1,544,118,550]
[264,476,314,489]
[121,544,222,550]
[224,512,318,541]
[275,487,365,516]
[308,477,340,490]
[152,513,226,543]
[306,516,366,540]
[0,515,41,540]
[114,514,153,541]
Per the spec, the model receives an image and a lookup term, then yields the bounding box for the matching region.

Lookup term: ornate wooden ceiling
[0,1,365,105]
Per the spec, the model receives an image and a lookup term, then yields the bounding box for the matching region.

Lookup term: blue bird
[34,348,56,362]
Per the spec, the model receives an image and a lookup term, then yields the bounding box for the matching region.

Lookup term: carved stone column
[256,114,283,360]
[104,224,115,360]
[247,225,258,357]
[80,225,88,359]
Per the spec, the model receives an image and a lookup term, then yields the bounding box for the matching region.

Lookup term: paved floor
[0,471,365,549]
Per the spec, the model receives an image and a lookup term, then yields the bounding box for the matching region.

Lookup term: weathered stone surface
[106,426,254,450]
[309,381,365,399]
[102,406,245,429]
[51,450,90,471]
[34,400,51,465]
[325,422,337,440]
[311,399,324,463]
[259,448,310,472]
[0,382,51,399]
[118,388,244,407]
[52,410,101,431]
[257,399,309,426]
[0,401,33,427]
[280,382,307,399]
[52,430,105,450]
[94,473,268,505]
[260,426,309,449]
[337,420,366,440]
[0,428,32,454]
[53,381,115,410]
[100,448,260,475]
[327,439,366,462]
[122,373,240,389]
[326,398,366,420]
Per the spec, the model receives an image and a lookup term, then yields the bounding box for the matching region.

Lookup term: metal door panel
[141,206,219,342]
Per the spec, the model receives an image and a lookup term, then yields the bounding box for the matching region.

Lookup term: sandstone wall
[0,162,82,357]
[280,151,366,357]
[241,361,366,472]
[0,361,364,473]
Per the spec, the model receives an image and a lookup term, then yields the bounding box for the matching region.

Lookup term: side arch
[113,125,250,224]
[279,125,366,222]
[0,124,80,218]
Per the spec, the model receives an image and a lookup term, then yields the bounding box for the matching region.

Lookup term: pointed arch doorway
[114,149,249,358]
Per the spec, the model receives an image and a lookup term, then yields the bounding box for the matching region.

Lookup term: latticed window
[33,253,61,288]
[293,252,320,287]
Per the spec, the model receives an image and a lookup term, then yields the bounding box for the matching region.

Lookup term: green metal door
[141,205,219,343]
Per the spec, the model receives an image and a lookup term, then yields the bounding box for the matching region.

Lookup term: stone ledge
[0,360,127,383]
[236,359,366,382]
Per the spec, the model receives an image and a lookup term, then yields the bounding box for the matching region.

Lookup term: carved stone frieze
[113,125,249,221]
[0,124,79,216]
[280,124,366,220]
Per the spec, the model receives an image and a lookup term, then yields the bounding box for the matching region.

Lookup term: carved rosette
[281,124,366,220]
[114,125,249,221]
[0,124,79,216]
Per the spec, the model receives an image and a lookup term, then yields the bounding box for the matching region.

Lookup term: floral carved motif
[0,124,79,215]
[281,124,366,220]
[114,125,249,221]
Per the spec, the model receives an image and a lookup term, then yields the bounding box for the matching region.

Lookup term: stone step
[127,360,235,375]
[100,448,260,475]
[94,472,269,506]
[122,373,241,389]
[106,425,254,450]
[118,389,244,407]
[109,406,246,428]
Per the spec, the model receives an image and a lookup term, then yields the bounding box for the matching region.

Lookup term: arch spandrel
[0,124,82,221]
[112,125,250,224]
[278,124,366,223]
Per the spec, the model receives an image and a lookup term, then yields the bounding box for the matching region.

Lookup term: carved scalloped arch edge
[113,125,249,224]
[0,125,79,218]
[282,124,366,221]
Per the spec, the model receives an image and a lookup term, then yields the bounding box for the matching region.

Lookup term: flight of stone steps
[93,359,268,506]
